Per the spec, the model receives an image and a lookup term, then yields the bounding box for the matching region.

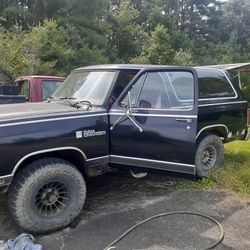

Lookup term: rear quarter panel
[198,101,248,140]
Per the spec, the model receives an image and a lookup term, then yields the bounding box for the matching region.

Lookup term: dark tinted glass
[197,69,235,99]
[112,70,138,99]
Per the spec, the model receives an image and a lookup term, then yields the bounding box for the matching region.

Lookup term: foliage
[0,25,54,83]
[107,0,146,62]
[0,20,107,83]
[132,25,174,65]
[0,0,250,89]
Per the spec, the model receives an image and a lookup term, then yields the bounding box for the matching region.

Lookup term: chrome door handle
[176,118,193,123]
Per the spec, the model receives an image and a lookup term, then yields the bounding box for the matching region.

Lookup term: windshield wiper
[72,100,92,110]
[47,96,56,102]
[47,96,92,110]
[58,97,77,100]
[47,96,76,103]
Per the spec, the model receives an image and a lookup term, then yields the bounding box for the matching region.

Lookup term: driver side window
[121,71,194,110]
[121,72,170,109]
[137,73,170,109]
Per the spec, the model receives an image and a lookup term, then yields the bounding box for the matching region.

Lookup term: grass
[190,139,250,195]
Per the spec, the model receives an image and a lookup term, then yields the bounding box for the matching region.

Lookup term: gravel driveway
[0,172,249,250]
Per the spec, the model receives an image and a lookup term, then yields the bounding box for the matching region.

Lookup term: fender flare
[11,146,87,175]
[196,124,229,139]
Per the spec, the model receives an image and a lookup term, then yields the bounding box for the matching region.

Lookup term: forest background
[0,0,250,100]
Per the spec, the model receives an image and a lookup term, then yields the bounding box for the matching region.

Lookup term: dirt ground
[0,172,250,250]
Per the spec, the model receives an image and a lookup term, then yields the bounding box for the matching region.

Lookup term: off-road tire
[195,134,224,178]
[8,158,86,234]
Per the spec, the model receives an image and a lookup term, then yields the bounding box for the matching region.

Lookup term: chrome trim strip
[86,155,110,167]
[112,106,194,111]
[0,110,105,120]
[134,107,193,111]
[196,124,229,139]
[198,101,248,107]
[12,147,87,175]
[0,174,13,186]
[110,155,194,167]
[109,112,197,118]
[86,155,109,162]
[0,113,107,128]
[110,155,195,174]
[196,68,238,101]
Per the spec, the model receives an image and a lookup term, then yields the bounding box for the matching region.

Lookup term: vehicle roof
[74,64,227,75]
[194,67,226,73]
[198,63,250,72]
[15,75,65,81]
[74,64,196,71]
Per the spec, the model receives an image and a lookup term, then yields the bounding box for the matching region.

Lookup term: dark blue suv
[0,64,249,233]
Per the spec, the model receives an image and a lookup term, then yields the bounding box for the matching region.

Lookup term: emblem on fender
[76,130,106,138]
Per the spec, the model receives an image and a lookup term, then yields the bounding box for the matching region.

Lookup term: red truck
[15,75,64,102]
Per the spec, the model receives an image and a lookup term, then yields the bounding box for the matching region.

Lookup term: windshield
[53,70,116,105]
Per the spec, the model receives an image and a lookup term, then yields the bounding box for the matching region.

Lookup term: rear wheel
[195,134,224,178]
[8,158,86,234]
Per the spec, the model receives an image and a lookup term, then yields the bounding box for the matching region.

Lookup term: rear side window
[197,69,236,99]
[42,80,62,101]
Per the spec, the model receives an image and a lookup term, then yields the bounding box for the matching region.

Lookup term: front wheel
[195,134,224,178]
[8,158,86,234]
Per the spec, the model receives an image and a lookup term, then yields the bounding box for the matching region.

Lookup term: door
[109,67,198,174]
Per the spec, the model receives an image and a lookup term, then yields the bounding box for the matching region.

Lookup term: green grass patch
[190,139,250,195]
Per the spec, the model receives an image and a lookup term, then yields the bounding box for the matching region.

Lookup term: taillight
[247,109,250,126]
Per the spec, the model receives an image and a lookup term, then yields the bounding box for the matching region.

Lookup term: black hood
[0,102,103,121]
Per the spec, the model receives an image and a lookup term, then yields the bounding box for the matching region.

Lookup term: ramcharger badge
[75,130,106,138]
[83,129,106,138]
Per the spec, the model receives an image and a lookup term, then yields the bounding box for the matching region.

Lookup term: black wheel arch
[12,147,88,179]
[196,125,228,142]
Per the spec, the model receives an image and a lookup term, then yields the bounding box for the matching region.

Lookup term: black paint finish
[0,65,248,183]
[0,106,109,176]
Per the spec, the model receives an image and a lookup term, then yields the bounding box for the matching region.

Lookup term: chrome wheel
[202,145,217,170]
[35,181,70,216]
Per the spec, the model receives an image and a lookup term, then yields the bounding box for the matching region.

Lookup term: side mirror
[138,99,151,109]
[120,100,128,108]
